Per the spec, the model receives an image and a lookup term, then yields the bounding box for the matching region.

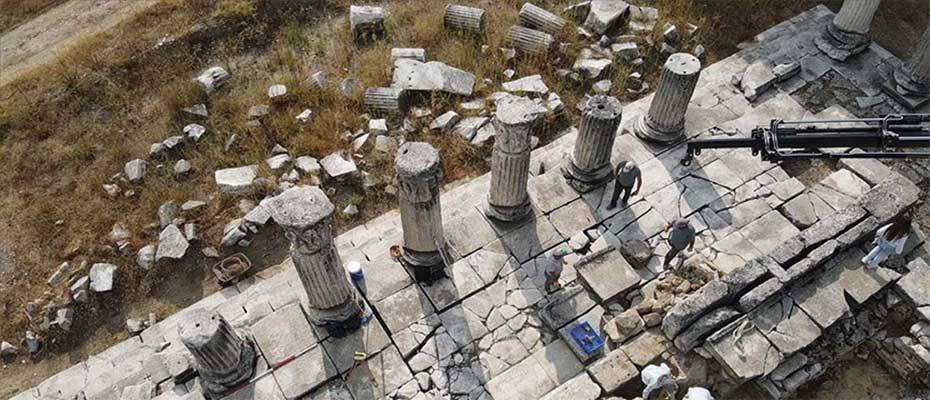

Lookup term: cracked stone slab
[548,198,599,238]
[750,296,820,356]
[421,254,487,311]
[540,372,601,400]
[444,206,499,257]
[705,318,783,382]
[486,348,558,400]
[438,304,490,349]
[346,346,413,399]
[575,247,642,303]
[702,231,763,275]
[357,255,413,303]
[897,259,930,307]
[321,319,391,373]
[586,347,638,393]
[527,170,581,215]
[252,303,321,363]
[374,283,436,334]
[740,211,800,254]
[615,208,668,242]
[496,215,566,263]
[620,329,670,367]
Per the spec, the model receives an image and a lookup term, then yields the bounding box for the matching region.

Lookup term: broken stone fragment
[584,0,631,35]
[502,74,549,94]
[663,23,681,46]
[181,200,207,211]
[89,263,117,292]
[124,159,147,183]
[294,156,321,176]
[374,135,399,153]
[741,62,776,101]
[109,223,130,245]
[350,5,385,42]
[391,59,476,96]
[0,341,17,356]
[183,123,206,142]
[156,225,189,263]
[369,118,389,135]
[215,165,258,194]
[296,109,313,122]
[137,244,156,270]
[158,201,179,228]
[593,79,612,94]
[266,153,291,171]
[267,84,287,99]
[54,308,74,331]
[46,261,72,287]
[182,104,208,118]
[309,71,326,89]
[320,152,358,178]
[573,58,612,80]
[451,117,488,141]
[391,48,427,64]
[429,111,462,132]
[772,62,801,82]
[127,318,145,335]
[343,204,359,216]
[103,183,121,198]
[611,41,640,63]
[196,66,229,93]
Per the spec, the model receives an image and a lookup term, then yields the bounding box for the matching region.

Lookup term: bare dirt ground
[0,0,159,87]
[0,0,927,398]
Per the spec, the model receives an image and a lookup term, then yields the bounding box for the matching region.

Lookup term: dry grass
[0,0,68,32]
[2,0,926,392]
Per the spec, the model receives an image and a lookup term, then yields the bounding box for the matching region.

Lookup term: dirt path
[0,0,160,88]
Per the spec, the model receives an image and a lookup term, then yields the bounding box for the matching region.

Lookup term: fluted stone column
[883,25,930,109]
[395,142,445,279]
[509,25,555,56]
[266,186,363,336]
[519,3,566,35]
[816,0,881,61]
[562,95,623,192]
[444,4,486,34]
[635,53,702,144]
[486,96,547,222]
[365,87,409,115]
[179,309,255,399]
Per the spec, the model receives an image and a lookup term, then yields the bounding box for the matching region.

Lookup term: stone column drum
[518,3,566,35]
[486,95,547,222]
[635,53,702,144]
[179,309,256,399]
[444,4,486,34]
[364,87,409,115]
[266,186,363,336]
[508,25,555,56]
[562,95,623,192]
[816,0,881,60]
[883,25,930,109]
[395,142,445,275]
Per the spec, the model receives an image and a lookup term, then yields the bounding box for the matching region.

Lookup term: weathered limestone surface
[178,309,255,398]
[486,95,546,222]
[519,3,566,35]
[392,59,476,96]
[395,142,445,269]
[635,53,702,143]
[444,4,486,34]
[562,95,623,191]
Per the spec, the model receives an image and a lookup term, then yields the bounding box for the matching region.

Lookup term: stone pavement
[12,5,930,400]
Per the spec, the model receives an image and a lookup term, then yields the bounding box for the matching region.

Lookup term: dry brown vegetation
[0,0,68,32]
[2,0,927,394]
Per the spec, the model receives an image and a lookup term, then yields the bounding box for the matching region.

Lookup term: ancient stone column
[635,53,702,144]
[179,309,255,399]
[562,95,623,192]
[266,186,363,336]
[350,5,385,43]
[519,3,566,35]
[508,25,555,56]
[486,96,547,222]
[395,142,445,279]
[364,87,409,115]
[816,0,881,61]
[883,25,930,109]
[444,4,486,34]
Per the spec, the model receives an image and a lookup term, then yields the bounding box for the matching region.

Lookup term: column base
[199,335,257,399]
[882,74,930,110]
[485,197,532,223]
[307,296,366,338]
[560,157,612,193]
[815,23,870,62]
[633,114,684,145]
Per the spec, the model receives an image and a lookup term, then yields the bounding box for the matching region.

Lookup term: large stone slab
[750,296,820,356]
[705,318,783,382]
[548,198,598,238]
[539,285,597,330]
[619,329,669,367]
[527,170,581,215]
[497,215,565,263]
[346,346,414,399]
[587,348,638,393]
[540,372,601,400]
[486,351,558,400]
[575,247,641,303]
[444,206,499,257]
[358,255,413,303]
[897,259,930,307]
[215,165,258,194]
[321,319,391,373]
[391,59,475,96]
[252,303,320,362]
[740,210,800,254]
[531,339,584,385]
[374,284,436,334]
[273,344,338,399]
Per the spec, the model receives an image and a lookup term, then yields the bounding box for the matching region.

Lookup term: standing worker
[862,217,911,269]
[544,248,571,293]
[608,161,641,209]
[664,219,695,268]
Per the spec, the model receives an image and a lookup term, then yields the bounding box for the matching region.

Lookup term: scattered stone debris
[89,263,117,292]
[196,66,229,93]
[772,62,800,82]
[320,153,358,178]
[137,244,156,270]
[502,74,549,94]
[124,159,146,183]
[183,123,206,142]
[430,111,462,132]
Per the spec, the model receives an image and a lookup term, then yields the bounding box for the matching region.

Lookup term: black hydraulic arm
[681,114,930,166]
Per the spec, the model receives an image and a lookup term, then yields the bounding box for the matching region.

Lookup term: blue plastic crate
[569,321,604,356]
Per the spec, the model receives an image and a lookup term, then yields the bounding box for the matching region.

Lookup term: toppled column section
[179,309,256,399]
[508,25,555,56]
[395,142,446,281]
[266,186,363,336]
[350,5,385,43]
[815,0,880,61]
[485,95,547,222]
[883,25,930,109]
[635,53,702,144]
[443,4,487,34]
[364,87,409,116]
[518,3,566,35]
[562,95,623,192]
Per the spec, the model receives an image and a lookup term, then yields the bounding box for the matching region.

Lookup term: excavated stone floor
[12,5,930,400]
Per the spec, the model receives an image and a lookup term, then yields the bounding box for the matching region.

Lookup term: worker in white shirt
[862,217,910,269]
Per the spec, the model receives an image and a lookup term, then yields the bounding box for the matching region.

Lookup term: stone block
[741,211,801,254]
[737,278,784,313]
[251,303,319,363]
[527,171,581,215]
[750,296,820,355]
[673,307,742,352]
[346,346,413,398]
[444,207,499,257]
[532,339,584,385]
[321,319,391,374]
[780,193,819,229]
[859,174,920,222]
[539,285,597,330]
[497,215,565,263]
[897,259,930,307]
[358,256,413,303]
[800,206,867,248]
[620,329,669,367]
[662,281,729,338]
[838,156,894,186]
[548,199,598,238]
[486,350,557,400]
[575,247,641,303]
[587,348,638,393]
[391,59,476,96]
